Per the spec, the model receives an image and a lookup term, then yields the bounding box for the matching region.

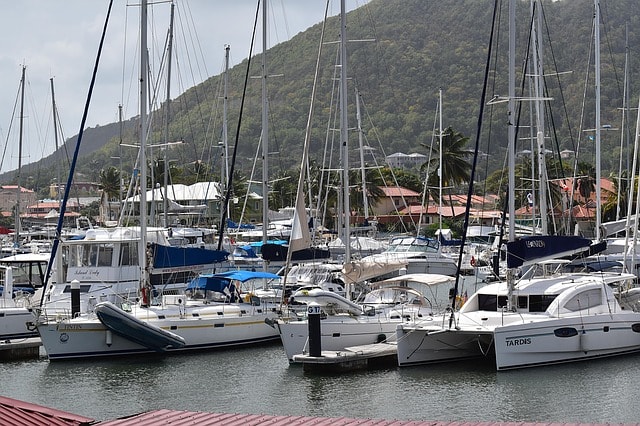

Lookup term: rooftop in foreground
[2,396,638,426]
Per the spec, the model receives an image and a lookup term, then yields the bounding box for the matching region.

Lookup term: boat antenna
[448,0,498,327]
[40,1,114,308]
[216,0,261,251]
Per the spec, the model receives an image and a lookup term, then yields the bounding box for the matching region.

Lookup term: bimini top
[187,270,280,292]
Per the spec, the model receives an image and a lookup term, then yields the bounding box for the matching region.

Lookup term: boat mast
[508,0,516,244]
[355,87,368,220]
[594,0,602,241]
[339,0,351,262]
[50,78,61,209]
[222,44,230,219]
[532,0,548,235]
[261,0,269,245]
[162,1,175,228]
[506,0,517,310]
[439,88,443,234]
[139,0,149,299]
[15,65,26,248]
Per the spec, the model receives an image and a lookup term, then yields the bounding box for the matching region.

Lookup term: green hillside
[7,0,640,197]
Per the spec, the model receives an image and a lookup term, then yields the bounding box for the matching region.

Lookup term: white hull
[396,317,493,366]
[276,286,434,362]
[493,314,640,370]
[37,300,280,360]
[0,306,37,340]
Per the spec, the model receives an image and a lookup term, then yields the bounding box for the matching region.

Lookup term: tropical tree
[421,126,473,215]
[574,161,596,210]
[99,166,121,221]
[602,170,631,223]
[348,167,386,217]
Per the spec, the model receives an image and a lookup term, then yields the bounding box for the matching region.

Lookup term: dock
[0,337,42,361]
[292,342,397,372]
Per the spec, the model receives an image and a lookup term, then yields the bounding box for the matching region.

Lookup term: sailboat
[271,0,441,363]
[396,0,640,371]
[36,0,282,360]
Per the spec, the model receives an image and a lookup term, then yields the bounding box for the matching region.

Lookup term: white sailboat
[272,1,443,363]
[36,0,281,360]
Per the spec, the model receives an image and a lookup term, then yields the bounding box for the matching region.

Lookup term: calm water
[1,342,640,423]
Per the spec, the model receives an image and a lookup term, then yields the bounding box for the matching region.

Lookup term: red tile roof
[0,396,95,426]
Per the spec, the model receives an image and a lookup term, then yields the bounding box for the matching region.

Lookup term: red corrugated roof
[380,186,421,197]
[0,396,96,426]
[96,410,640,426]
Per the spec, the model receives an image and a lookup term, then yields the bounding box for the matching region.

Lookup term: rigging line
[0,75,23,174]
[41,0,115,303]
[217,0,261,252]
[449,0,498,319]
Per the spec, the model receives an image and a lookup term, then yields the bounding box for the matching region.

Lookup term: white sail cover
[288,184,311,253]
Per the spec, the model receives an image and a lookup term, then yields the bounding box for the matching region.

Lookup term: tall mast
[438,88,443,233]
[355,87,368,219]
[532,0,548,235]
[15,66,26,247]
[222,44,230,219]
[339,0,351,262]
[261,0,269,244]
[139,0,149,291]
[508,0,516,242]
[50,78,61,207]
[162,1,175,228]
[118,104,124,211]
[594,0,602,241]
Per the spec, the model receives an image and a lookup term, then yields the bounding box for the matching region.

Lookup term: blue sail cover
[186,270,280,292]
[506,235,593,268]
[151,243,228,269]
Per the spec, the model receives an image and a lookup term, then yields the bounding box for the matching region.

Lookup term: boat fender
[376,334,387,343]
[470,256,476,267]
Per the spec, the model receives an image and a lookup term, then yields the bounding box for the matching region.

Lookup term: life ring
[470,256,476,267]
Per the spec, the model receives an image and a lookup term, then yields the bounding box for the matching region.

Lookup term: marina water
[1,342,640,423]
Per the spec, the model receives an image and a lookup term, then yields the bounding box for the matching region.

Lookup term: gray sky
[0,0,368,174]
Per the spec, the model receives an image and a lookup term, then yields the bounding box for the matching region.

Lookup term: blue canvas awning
[186,270,280,292]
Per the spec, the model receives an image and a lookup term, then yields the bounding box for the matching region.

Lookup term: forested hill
[7,0,640,194]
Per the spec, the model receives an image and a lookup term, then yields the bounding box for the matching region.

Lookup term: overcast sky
[0,0,368,174]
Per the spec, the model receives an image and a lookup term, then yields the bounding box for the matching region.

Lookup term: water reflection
[1,343,640,422]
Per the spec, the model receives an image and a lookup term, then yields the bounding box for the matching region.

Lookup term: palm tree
[99,166,120,221]
[574,161,596,216]
[421,126,473,215]
[349,167,386,217]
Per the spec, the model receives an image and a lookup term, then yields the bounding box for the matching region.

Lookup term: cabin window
[82,246,99,266]
[119,243,138,266]
[98,244,114,267]
[564,289,602,311]
[529,295,558,312]
[517,296,528,309]
[477,294,497,311]
[497,295,508,308]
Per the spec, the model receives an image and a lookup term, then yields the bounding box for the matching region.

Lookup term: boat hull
[37,303,280,360]
[0,307,38,340]
[493,313,640,370]
[396,321,494,366]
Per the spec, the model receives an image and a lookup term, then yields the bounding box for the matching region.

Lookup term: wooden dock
[292,342,397,372]
[0,338,42,361]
